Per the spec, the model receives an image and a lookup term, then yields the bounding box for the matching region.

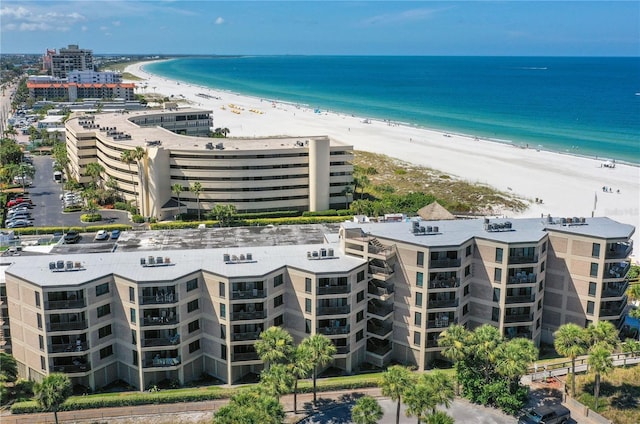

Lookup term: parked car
[110,229,121,240]
[6,220,33,228]
[94,230,109,241]
[63,231,81,244]
[5,214,32,225]
[7,198,32,208]
[518,405,570,424]
[8,202,33,211]
[7,207,30,217]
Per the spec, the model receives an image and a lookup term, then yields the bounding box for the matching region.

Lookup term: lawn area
[575,364,639,424]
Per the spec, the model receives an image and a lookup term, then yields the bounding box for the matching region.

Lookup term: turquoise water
[146,56,640,164]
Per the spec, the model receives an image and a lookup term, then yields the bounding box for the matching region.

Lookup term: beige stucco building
[2,216,633,391]
[64,109,354,219]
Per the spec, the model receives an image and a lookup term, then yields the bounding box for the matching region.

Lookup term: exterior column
[308,137,330,212]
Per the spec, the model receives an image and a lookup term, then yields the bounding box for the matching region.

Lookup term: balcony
[48,320,88,331]
[142,316,178,327]
[368,281,394,300]
[367,301,393,319]
[232,289,266,300]
[142,335,180,347]
[505,294,535,304]
[230,310,266,321]
[368,241,396,260]
[367,320,392,337]
[45,299,86,310]
[144,356,181,368]
[319,325,350,336]
[429,258,461,269]
[427,317,457,329]
[604,262,630,280]
[428,278,460,290]
[366,339,392,356]
[505,327,532,340]
[232,331,261,341]
[508,255,538,265]
[600,298,627,318]
[605,242,632,260]
[317,284,350,295]
[140,291,178,305]
[317,305,350,316]
[334,344,350,355]
[369,260,395,279]
[53,363,91,373]
[508,272,536,285]
[602,281,628,298]
[427,298,458,309]
[426,339,440,348]
[504,314,534,323]
[232,351,260,362]
[49,341,89,353]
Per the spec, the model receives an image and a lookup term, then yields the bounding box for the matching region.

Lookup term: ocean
[146,56,640,164]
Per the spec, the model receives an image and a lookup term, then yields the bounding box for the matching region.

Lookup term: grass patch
[575,364,639,424]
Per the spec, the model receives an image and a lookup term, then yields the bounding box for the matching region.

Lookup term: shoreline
[125,60,640,261]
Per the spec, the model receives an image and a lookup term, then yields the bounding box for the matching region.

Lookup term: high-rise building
[50,44,94,79]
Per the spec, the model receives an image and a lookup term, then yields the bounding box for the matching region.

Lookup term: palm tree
[255,326,294,368]
[120,150,136,202]
[190,181,203,221]
[380,365,413,424]
[424,411,455,424]
[259,363,294,401]
[212,203,236,227]
[554,323,589,397]
[471,324,502,383]
[289,344,314,414]
[495,338,538,394]
[300,333,336,405]
[0,352,18,384]
[422,371,455,414]
[586,321,619,350]
[403,374,431,424]
[351,395,383,424]
[438,324,469,395]
[34,373,72,424]
[171,183,184,219]
[131,146,146,215]
[213,387,284,424]
[341,185,354,209]
[621,339,640,367]
[84,162,105,189]
[587,343,613,411]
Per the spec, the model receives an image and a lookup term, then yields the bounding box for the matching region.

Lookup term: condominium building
[67,70,122,84]
[64,109,354,218]
[27,82,136,102]
[49,45,94,79]
[2,216,633,391]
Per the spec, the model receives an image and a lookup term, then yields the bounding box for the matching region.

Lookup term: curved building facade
[65,109,354,219]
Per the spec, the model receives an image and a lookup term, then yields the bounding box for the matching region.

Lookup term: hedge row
[234,210,301,219]
[302,209,351,217]
[10,224,132,236]
[150,215,351,230]
[10,378,379,414]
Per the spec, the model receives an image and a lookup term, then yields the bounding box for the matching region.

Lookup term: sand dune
[125,61,639,261]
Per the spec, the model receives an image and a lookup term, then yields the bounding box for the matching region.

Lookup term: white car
[94,230,109,241]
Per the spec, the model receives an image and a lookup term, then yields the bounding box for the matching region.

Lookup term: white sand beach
[125,61,640,261]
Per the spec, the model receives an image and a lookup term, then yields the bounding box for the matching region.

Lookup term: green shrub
[302,210,338,217]
[150,221,217,230]
[114,202,129,210]
[10,225,131,236]
[394,168,407,175]
[80,213,102,222]
[132,214,145,223]
[234,210,301,219]
[63,206,82,213]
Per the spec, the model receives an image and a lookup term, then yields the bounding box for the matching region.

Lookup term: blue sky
[1,1,638,56]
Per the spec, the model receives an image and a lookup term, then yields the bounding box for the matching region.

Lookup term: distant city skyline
[1,1,639,56]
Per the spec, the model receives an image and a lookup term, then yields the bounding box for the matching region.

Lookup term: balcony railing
[144,356,181,368]
[605,243,632,259]
[45,299,86,310]
[367,321,392,337]
[319,325,350,336]
[429,258,461,269]
[53,363,91,373]
[600,299,627,317]
[48,320,88,331]
[334,344,350,355]
[508,273,537,284]
[232,352,260,362]
[369,264,394,277]
[427,298,458,309]
[505,330,532,340]
[505,294,535,304]
[230,311,266,321]
[427,317,457,328]
[508,255,538,265]
[428,278,460,289]
[366,341,392,356]
[232,331,261,341]
[317,284,350,295]
[142,316,179,327]
[142,336,180,347]
[368,244,396,260]
[504,314,533,323]
[232,289,266,300]
[602,281,628,298]
[317,305,350,316]
[49,341,89,353]
[426,339,440,348]
[367,303,393,318]
[140,293,178,305]
[368,282,394,298]
[604,263,630,280]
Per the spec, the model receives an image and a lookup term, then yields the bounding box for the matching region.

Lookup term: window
[592,243,601,258]
[305,298,312,313]
[35,292,41,307]
[220,304,226,319]
[129,287,135,303]
[590,263,599,278]
[413,331,421,346]
[221,344,227,360]
[97,303,111,318]
[494,268,502,282]
[133,350,138,366]
[466,245,472,257]
[586,301,594,315]
[495,247,503,263]
[130,308,136,324]
[415,292,422,307]
[189,340,201,353]
[219,282,226,298]
[187,278,198,292]
[463,304,469,316]
[414,311,422,326]
[220,324,226,338]
[274,294,284,308]
[356,329,364,342]
[131,329,137,345]
[416,272,423,288]
[542,241,547,253]
[357,270,365,282]
[305,278,312,293]
[305,319,312,334]
[538,300,542,310]
[541,261,545,272]
[100,345,114,359]
[96,282,109,297]
[357,290,365,303]
[274,314,284,326]
[536,318,541,329]
[493,288,501,302]
[464,284,470,296]
[98,324,112,338]
[39,335,44,351]
[188,319,200,333]
[41,356,46,370]
[491,307,500,322]
[465,265,471,277]
[588,282,597,297]
[188,299,199,312]
[274,274,284,287]
[356,310,364,322]
[417,251,424,267]
[37,313,42,329]
[539,279,544,292]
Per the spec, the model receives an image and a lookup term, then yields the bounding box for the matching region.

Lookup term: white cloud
[214,17,224,25]
[1,4,86,32]
[112,20,121,27]
[0,6,31,19]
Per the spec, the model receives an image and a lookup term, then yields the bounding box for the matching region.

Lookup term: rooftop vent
[307,247,338,260]
[141,256,174,267]
[50,259,85,272]
[484,220,515,232]
[411,221,441,236]
[224,253,257,264]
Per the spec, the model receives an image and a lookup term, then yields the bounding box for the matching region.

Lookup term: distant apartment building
[2,217,633,390]
[49,44,94,79]
[67,70,122,84]
[27,81,135,102]
[64,109,354,218]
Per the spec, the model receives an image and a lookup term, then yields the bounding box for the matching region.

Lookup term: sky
[1,1,639,56]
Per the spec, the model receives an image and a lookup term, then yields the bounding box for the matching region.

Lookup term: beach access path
[125,61,640,260]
